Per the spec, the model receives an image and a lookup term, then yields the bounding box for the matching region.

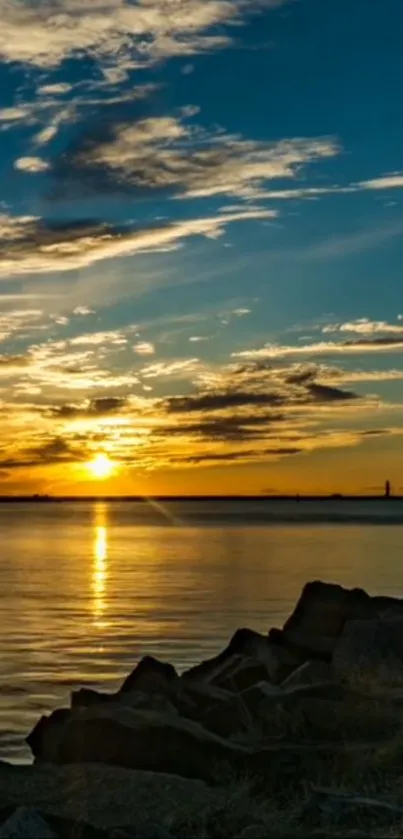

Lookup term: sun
[88,454,114,480]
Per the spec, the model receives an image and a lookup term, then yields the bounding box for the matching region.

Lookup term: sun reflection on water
[92,502,109,628]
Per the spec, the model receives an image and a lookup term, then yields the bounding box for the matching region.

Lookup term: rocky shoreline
[3,580,403,837]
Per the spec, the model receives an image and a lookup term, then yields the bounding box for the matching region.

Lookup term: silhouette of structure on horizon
[385,479,391,499]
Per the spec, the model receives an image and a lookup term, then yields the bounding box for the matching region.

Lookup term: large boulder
[71,687,177,716]
[194,680,348,741]
[26,704,279,783]
[182,628,299,687]
[333,617,403,687]
[277,581,382,662]
[26,709,70,764]
[119,656,178,695]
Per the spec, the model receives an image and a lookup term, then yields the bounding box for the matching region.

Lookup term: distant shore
[0,494,401,503]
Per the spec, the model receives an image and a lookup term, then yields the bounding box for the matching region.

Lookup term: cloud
[133,341,155,356]
[50,396,128,419]
[182,446,302,464]
[71,114,338,200]
[0,0,290,70]
[0,436,84,469]
[323,318,403,335]
[70,330,127,346]
[14,156,49,173]
[162,364,359,422]
[0,308,45,343]
[358,174,403,191]
[233,337,403,360]
[0,354,397,478]
[0,354,31,369]
[72,306,96,316]
[141,359,201,379]
[164,390,286,413]
[0,209,275,278]
[38,83,73,96]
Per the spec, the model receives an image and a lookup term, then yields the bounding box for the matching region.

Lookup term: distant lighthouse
[385,479,391,499]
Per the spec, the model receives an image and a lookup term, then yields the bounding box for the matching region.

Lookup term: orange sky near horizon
[1,433,402,497]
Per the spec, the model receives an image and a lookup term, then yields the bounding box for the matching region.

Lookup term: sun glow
[88,453,114,480]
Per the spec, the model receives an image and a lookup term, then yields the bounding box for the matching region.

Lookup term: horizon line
[0,493,401,502]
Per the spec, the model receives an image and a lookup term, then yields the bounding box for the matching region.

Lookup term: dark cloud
[164,391,285,413]
[183,446,301,464]
[158,413,284,442]
[359,428,391,437]
[49,396,128,419]
[0,436,83,469]
[306,382,357,402]
[164,366,358,415]
[344,337,403,348]
[90,397,128,414]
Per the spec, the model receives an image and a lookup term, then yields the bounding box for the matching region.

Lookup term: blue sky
[0,0,402,494]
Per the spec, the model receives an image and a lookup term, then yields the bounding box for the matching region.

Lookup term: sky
[0,0,403,496]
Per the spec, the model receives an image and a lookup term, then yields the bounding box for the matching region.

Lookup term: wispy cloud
[358,174,403,191]
[0,209,275,278]
[232,337,403,360]
[322,318,403,335]
[0,0,290,71]
[133,341,155,356]
[70,114,338,200]
[14,156,49,173]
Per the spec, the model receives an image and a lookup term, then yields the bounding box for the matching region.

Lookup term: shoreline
[3,580,403,836]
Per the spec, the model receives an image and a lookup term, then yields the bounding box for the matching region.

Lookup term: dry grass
[168,691,403,837]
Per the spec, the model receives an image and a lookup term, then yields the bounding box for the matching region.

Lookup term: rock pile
[3,580,403,837]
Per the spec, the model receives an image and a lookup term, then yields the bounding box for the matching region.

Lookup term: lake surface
[1,498,403,763]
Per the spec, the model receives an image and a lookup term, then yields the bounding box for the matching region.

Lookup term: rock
[211,656,277,693]
[26,708,70,763]
[283,581,377,640]
[71,688,118,709]
[26,704,279,783]
[200,680,348,740]
[0,807,56,838]
[182,627,299,687]
[0,764,217,834]
[119,656,178,695]
[371,595,403,618]
[333,618,403,686]
[268,626,333,664]
[173,682,234,725]
[281,660,334,688]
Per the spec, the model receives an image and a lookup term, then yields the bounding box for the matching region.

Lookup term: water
[0,498,403,763]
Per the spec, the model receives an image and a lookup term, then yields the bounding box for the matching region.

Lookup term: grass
[166,686,403,838]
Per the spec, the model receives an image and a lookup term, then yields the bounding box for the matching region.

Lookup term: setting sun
[88,454,114,480]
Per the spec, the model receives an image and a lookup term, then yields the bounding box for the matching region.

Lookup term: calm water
[1,498,403,763]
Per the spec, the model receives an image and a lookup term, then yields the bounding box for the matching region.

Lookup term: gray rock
[0,807,56,838]
[333,617,403,686]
